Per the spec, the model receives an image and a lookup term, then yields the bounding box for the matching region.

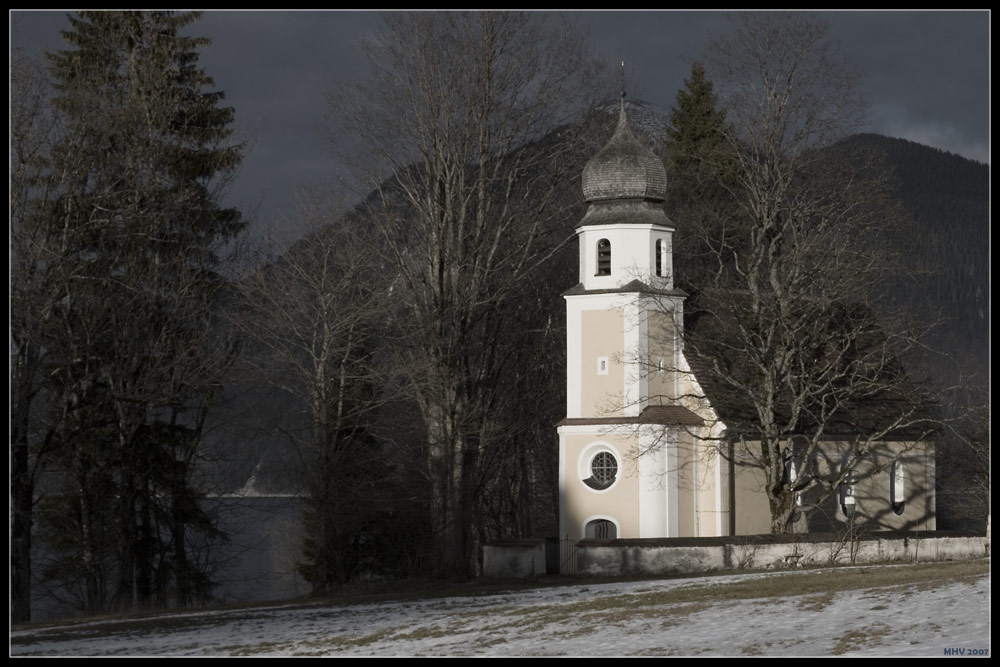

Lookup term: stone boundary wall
[576,531,989,577]
[483,538,559,578]
[483,531,988,578]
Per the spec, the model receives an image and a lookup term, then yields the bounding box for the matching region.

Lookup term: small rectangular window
[597,357,608,375]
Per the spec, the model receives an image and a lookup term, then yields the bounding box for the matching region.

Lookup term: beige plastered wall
[645,308,675,406]
[562,432,640,539]
[732,440,936,535]
[812,440,936,531]
[692,433,723,536]
[675,429,696,536]
[564,429,722,539]
[580,308,626,418]
[732,452,773,535]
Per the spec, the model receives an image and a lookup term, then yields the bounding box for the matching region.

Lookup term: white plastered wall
[577,224,674,291]
[675,349,729,537]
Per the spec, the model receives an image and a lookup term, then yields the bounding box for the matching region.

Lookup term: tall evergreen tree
[665,63,730,179]
[664,62,738,288]
[22,11,244,614]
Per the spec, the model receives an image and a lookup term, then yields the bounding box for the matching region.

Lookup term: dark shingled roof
[562,280,688,298]
[577,198,673,229]
[581,95,667,204]
[557,405,704,428]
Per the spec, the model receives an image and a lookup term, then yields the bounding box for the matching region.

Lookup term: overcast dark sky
[11,10,990,237]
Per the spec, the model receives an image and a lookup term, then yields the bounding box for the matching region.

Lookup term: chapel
[556,96,936,543]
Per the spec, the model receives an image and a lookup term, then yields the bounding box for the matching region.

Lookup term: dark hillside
[833,134,989,387]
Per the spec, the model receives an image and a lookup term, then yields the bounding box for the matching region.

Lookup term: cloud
[879,119,989,164]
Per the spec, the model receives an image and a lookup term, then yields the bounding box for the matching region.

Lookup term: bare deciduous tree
[935,392,990,529]
[329,12,602,574]
[657,13,937,533]
[232,191,400,594]
[11,47,65,624]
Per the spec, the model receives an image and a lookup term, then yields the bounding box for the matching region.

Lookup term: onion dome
[581,95,667,203]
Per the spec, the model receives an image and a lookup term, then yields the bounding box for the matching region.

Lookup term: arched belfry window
[655,239,664,277]
[890,458,905,515]
[597,239,611,276]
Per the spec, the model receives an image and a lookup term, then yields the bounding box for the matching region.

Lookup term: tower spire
[619,60,627,123]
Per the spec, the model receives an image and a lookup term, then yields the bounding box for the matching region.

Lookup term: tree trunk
[11,431,33,623]
[173,496,188,607]
[136,478,153,606]
[10,344,40,623]
[426,396,476,577]
[78,471,104,614]
[114,466,138,611]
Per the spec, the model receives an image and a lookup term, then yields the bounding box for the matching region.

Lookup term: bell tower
[557,95,702,543]
[568,94,684,419]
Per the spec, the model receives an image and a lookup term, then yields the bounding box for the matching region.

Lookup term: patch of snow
[11,563,990,657]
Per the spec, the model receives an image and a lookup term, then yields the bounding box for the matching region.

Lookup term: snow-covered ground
[11,562,990,657]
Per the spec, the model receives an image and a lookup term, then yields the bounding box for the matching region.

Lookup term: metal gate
[559,536,578,575]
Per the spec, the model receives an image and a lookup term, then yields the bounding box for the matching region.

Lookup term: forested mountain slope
[833,133,989,386]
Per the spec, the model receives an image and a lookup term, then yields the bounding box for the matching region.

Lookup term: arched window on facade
[839,470,857,519]
[597,239,611,275]
[785,457,802,507]
[585,518,617,540]
[890,458,905,515]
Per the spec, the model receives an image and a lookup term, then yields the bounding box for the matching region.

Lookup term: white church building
[556,98,935,542]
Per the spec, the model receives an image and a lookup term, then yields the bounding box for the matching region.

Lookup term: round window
[585,451,618,490]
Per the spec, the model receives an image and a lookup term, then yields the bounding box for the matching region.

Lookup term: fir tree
[665,63,730,178]
[28,11,244,612]
[664,62,737,289]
